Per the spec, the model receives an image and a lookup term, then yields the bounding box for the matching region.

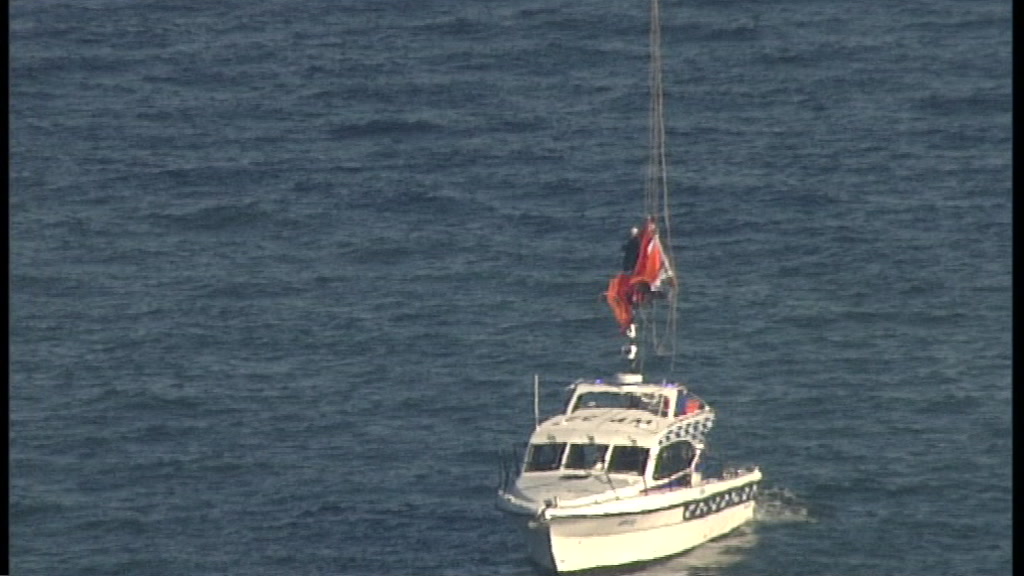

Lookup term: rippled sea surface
[10,0,1011,574]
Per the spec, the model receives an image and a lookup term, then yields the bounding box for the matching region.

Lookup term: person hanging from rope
[631,218,675,303]
[621,226,641,272]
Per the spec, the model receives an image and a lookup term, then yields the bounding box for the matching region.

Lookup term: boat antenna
[623,323,639,373]
[533,374,540,428]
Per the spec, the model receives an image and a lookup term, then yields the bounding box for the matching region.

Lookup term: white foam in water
[754,486,814,524]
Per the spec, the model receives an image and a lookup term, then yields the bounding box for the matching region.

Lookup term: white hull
[507,472,760,573]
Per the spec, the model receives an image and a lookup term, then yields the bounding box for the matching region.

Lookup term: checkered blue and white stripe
[658,413,715,445]
[681,482,758,521]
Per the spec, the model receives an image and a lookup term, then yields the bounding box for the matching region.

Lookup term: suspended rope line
[645,0,664,220]
[644,0,679,369]
[608,0,682,374]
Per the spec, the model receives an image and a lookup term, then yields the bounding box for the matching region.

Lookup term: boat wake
[753,485,814,524]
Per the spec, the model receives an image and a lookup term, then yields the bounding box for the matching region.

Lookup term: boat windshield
[524,443,567,472]
[606,445,650,475]
[564,444,609,470]
[572,391,667,416]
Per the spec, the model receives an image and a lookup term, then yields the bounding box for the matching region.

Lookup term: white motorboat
[497,375,761,573]
[496,0,761,572]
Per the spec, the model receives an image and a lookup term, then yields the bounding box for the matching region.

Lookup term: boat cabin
[519,379,714,490]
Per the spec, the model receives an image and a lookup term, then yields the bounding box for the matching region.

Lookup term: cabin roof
[571,380,689,396]
[529,379,716,448]
[529,408,716,448]
[530,409,667,445]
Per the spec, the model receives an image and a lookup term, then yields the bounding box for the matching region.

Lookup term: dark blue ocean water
[10,0,1012,574]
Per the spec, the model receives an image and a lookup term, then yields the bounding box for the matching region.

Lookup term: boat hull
[508,472,760,574]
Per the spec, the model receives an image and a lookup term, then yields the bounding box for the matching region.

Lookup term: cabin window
[653,441,696,481]
[524,443,566,472]
[572,392,667,416]
[573,392,631,411]
[605,446,649,475]
[564,444,609,470]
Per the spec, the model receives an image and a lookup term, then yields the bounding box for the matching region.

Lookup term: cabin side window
[653,440,696,481]
[524,443,566,472]
[606,445,650,475]
[564,444,609,470]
